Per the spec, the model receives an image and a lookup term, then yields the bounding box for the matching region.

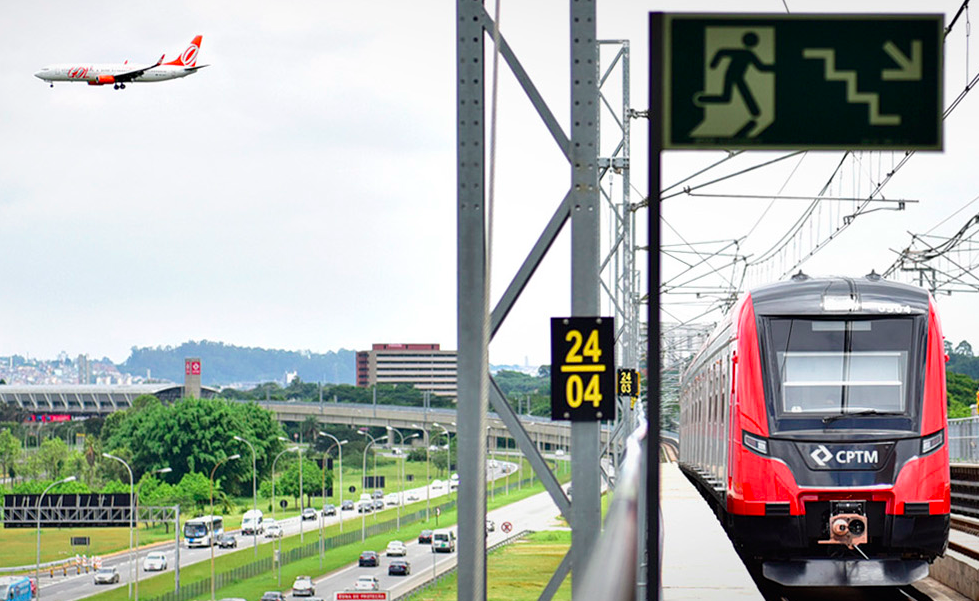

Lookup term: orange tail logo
[165,35,202,67]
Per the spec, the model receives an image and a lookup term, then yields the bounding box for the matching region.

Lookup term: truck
[241,509,264,535]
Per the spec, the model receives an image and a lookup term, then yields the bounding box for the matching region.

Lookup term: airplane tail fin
[164,35,202,67]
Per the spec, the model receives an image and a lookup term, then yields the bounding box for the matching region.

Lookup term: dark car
[322,504,337,516]
[388,559,411,576]
[372,499,384,511]
[358,550,379,567]
[260,592,286,601]
[341,500,355,511]
[372,489,384,499]
[418,529,433,544]
[215,533,237,549]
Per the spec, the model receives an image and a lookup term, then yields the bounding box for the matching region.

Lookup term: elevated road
[0,385,609,448]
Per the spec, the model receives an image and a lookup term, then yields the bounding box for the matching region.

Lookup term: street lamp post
[36,476,75,601]
[316,436,346,567]
[102,453,135,599]
[385,427,419,530]
[432,422,450,499]
[135,467,171,601]
[357,430,381,542]
[411,423,432,521]
[271,446,298,587]
[232,435,259,558]
[318,432,346,533]
[209,454,240,601]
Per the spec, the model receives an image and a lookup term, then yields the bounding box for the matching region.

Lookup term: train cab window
[768,317,917,417]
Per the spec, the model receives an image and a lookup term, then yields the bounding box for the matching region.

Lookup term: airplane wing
[111,54,164,83]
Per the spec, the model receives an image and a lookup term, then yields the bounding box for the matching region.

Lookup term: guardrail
[394,529,533,601]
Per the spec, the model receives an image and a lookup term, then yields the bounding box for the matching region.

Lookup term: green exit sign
[662,14,943,150]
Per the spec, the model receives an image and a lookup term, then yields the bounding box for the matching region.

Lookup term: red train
[679,274,950,586]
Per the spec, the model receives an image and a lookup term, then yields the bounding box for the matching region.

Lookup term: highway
[36,460,537,601]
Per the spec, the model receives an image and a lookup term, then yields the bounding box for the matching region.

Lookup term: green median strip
[81,473,568,601]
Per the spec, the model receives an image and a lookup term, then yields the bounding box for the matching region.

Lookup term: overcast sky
[3,1,978,370]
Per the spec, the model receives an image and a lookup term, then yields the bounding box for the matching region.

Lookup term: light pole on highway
[411,423,432,521]
[317,435,346,567]
[36,475,75,601]
[102,452,135,599]
[271,446,298,586]
[135,466,171,601]
[357,430,382,541]
[385,427,419,530]
[432,422,451,501]
[209,454,240,601]
[232,435,259,558]
[318,431,346,533]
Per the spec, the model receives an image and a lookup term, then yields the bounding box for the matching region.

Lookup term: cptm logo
[181,44,199,66]
[810,444,879,467]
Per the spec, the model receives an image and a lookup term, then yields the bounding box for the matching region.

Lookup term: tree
[176,471,212,513]
[276,456,326,508]
[0,429,21,480]
[36,437,70,480]
[955,340,974,357]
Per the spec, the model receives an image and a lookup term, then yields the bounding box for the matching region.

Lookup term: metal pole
[36,476,75,601]
[412,423,431,522]
[359,431,378,542]
[232,436,258,558]
[174,505,180,594]
[271,447,298,585]
[319,432,346,534]
[210,454,239,601]
[103,453,134,599]
[647,13,664,601]
[135,467,171,601]
[570,1,601,597]
[299,445,304,545]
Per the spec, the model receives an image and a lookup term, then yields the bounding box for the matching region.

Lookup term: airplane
[34,35,207,89]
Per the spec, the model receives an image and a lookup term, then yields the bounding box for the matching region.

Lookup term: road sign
[279,500,287,509]
[501,521,513,533]
[617,368,639,398]
[70,536,90,546]
[551,317,615,421]
[663,14,942,149]
[334,592,389,600]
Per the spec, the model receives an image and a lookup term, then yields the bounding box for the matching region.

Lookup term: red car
[417,529,433,544]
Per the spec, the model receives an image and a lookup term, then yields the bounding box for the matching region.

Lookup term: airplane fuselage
[34,64,196,85]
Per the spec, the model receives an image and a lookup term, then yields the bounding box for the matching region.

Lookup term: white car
[265,523,283,538]
[142,551,167,571]
[354,575,379,591]
[385,540,407,556]
[301,507,317,521]
[292,575,315,597]
[384,493,401,506]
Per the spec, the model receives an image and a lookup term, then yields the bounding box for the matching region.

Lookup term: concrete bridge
[0,385,606,450]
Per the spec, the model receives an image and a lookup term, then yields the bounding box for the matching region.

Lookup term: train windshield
[769,317,916,416]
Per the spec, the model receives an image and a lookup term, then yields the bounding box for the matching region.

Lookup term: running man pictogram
[690,27,776,140]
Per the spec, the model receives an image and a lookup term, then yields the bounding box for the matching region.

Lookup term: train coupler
[818,500,868,549]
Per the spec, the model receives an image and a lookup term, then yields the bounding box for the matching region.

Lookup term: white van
[431,530,456,553]
[241,509,264,535]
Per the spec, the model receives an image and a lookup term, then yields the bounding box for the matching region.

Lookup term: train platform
[661,463,764,600]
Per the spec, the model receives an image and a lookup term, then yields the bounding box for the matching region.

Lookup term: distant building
[356,344,457,399]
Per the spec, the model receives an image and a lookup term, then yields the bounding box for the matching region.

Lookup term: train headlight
[921,430,944,455]
[743,431,769,455]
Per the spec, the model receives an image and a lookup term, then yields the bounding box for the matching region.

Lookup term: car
[486,519,496,533]
[358,550,379,567]
[354,575,379,591]
[341,500,355,511]
[385,492,400,506]
[260,592,286,601]
[372,499,385,511]
[385,540,407,556]
[301,507,317,521]
[265,523,283,538]
[217,598,248,601]
[215,533,237,549]
[418,529,433,544]
[322,504,337,516]
[432,530,456,553]
[142,551,167,571]
[388,559,411,576]
[93,566,120,585]
[555,449,566,456]
[357,502,372,514]
[372,489,384,499]
[292,575,315,596]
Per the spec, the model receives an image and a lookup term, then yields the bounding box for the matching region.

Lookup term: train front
[732,275,950,586]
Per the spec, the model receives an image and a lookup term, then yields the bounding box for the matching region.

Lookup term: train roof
[749,274,930,317]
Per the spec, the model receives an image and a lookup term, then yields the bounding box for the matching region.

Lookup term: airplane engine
[91,75,116,85]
